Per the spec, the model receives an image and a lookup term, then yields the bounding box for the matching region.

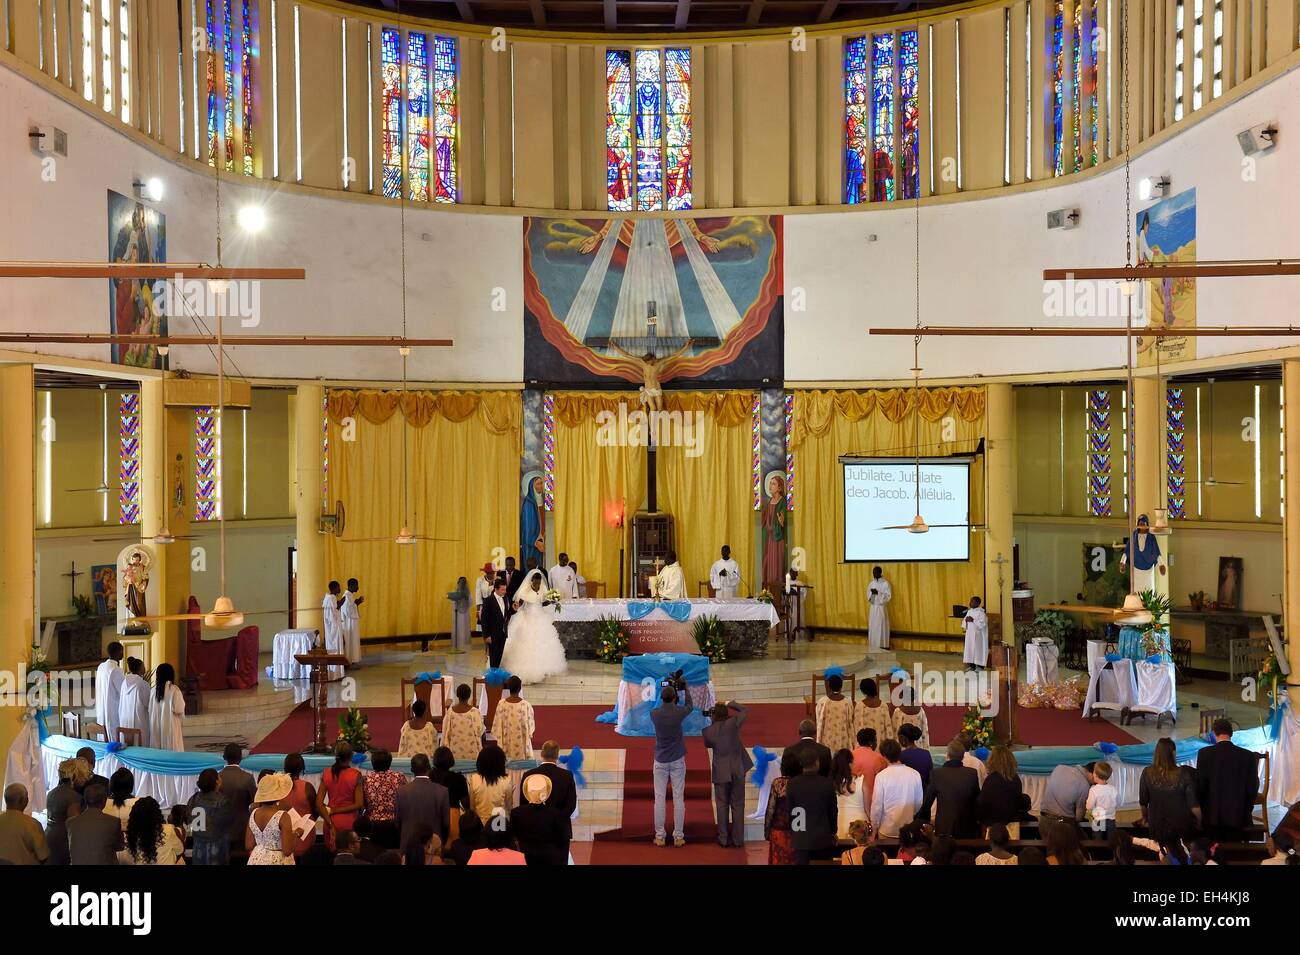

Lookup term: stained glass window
[1051,0,1065,176]
[606,50,633,212]
[118,393,140,525]
[843,36,869,204]
[899,30,920,200]
[118,0,129,122]
[406,33,430,201]
[195,406,221,522]
[1166,387,1186,519]
[1086,389,1112,516]
[241,0,254,175]
[205,0,218,166]
[380,27,402,199]
[1070,1,1082,172]
[322,393,330,504]
[870,34,895,202]
[1088,5,1100,165]
[222,0,236,171]
[432,36,458,203]
[606,48,691,212]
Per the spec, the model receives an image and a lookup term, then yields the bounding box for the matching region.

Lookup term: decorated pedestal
[595,652,716,737]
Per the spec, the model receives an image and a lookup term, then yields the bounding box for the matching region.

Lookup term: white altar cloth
[271,629,317,680]
[555,597,778,626]
[1026,642,1060,686]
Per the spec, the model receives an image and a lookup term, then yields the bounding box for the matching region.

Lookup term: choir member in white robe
[147,663,186,752]
[321,582,345,679]
[548,554,579,598]
[709,545,742,598]
[654,552,687,600]
[117,658,151,745]
[94,643,126,740]
[962,597,989,668]
[784,570,808,638]
[341,578,364,665]
[867,567,892,651]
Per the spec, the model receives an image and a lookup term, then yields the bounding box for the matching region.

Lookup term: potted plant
[692,615,727,663]
[1135,589,1173,658]
[1188,590,1208,612]
[595,615,629,663]
[336,706,372,754]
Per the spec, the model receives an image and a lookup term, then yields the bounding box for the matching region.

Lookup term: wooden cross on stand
[990,552,1010,636]
[62,561,85,605]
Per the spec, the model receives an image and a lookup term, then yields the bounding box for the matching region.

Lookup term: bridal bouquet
[544,587,563,612]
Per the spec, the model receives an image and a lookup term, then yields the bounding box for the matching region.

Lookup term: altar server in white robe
[321,581,345,679]
[94,642,126,740]
[117,657,151,745]
[341,577,364,666]
[867,566,892,651]
[709,545,743,598]
[147,663,186,752]
[548,553,580,599]
[962,596,989,669]
[654,551,688,600]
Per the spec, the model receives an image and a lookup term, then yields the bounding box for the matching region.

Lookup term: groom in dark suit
[480,577,510,668]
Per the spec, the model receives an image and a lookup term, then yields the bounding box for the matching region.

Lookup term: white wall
[2,58,1298,384]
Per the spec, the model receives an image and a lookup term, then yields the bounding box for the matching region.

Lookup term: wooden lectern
[295,650,350,754]
[989,643,1018,745]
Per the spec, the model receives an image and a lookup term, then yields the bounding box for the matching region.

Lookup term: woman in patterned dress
[442,683,485,763]
[397,698,437,758]
[854,677,894,744]
[816,674,856,756]
[490,675,536,762]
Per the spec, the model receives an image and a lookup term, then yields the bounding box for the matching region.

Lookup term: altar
[554,597,778,660]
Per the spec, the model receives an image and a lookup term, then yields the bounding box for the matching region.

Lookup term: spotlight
[1138,176,1170,201]
[133,177,164,201]
[237,205,267,233]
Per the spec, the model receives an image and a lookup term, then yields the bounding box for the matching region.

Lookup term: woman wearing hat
[245,773,300,865]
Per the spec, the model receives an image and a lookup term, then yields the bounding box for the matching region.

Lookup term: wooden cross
[62,561,85,603]
[990,552,1010,624]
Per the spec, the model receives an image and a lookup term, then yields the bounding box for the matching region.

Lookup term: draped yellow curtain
[791,388,986,634]
[657,392,757,597]
[325,391,520,637]
[551,393,647,597]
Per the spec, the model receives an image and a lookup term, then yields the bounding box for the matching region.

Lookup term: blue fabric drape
[626,601,692,622]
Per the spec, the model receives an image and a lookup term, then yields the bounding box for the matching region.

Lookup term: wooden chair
[583,580,606,598]
[116,727,143,747]
[804,672,857,718]
[61,711,81,738]
[1254,751,1271,834]
[83,722,108,742]
[698,581,715,597]
[473,676,504,729]
[399,675,449,729]
[1198,708,1228,735]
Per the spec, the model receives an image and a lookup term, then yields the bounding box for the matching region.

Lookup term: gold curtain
[551,393,647,597]
[791,388,986,634]
[324,391,520,637]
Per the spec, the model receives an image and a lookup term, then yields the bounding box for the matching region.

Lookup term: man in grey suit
[395,753,450,848]
[702,700,753,848]
[67,784,123,865]
[218,742,257,856]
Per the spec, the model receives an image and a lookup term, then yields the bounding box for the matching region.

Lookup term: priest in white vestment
[709,545,742,598]
[341,578,364,665]
[867,566,892,651]
[654,552,688,600]
[117,659,151,746]
[962,597,989,668]
[321,582,345,679]
[548,553,579,598]
[94,643,125,740]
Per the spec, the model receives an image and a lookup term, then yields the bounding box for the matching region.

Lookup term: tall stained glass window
[605,48,691,212]
[380,27,402,198]
[843,37,869,204]
[899,29,920,200]
[118,393,140,524]
[119,0,130,122]
[195,407,221,522]
[241,0,254,175]
[1070,0,1082,172]
[1166,387,1186,519]
[206,0,219,166]
[406,32,430,201]
[432,36,458,203]
[870,34,895,202]
[1086,389,1113,516]
[1051,0,1065,176]
[222,0,236,170]
[1087,5,1100,165]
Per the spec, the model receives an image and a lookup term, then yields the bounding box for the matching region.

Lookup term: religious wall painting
[107,189,167,370]
[1081,541,1125,608]
[1216,556,1243,611]
[523,216,783,388]
[761,470,787,593]
[91,564,118,615]
[520,470,546,570]
[1136,187,1196,368]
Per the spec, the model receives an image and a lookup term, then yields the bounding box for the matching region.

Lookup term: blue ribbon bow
[558,746,586,787]
[973,747,990,761]
[1094,741,1119,755]
[483,667,511,688]
[105,741,125,753]
[750,745,777,790]
[1104,653,1122,663]
[823,666,845,680]
[351,750,368,765]
[414,671,442,684]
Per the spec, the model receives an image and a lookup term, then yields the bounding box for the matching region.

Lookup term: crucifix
[990,551,1010,640]
[62,561,85,604]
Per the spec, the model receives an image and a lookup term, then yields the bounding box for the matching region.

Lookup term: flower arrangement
[959,705,996,749]
[1188,590,1208,613]
[544,587,563,612]
[28,643,56,710]
[336,706,372,753]
[755,589,774,604]
[692,615,727,663]
[595,616,629,663]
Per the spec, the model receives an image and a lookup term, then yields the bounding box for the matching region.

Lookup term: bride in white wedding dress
[500,569,569,683]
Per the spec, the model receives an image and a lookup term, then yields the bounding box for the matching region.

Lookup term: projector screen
[841,458,972,562]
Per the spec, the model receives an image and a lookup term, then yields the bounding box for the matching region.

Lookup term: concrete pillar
[985,383,1016,645]
[1132,375,1169,598]
[0,364,36,759]
[1284,361,1300,706]
[138,379,191,669]
[294,385,326,628]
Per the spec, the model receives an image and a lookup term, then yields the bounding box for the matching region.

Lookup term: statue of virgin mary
[520,471,546,569]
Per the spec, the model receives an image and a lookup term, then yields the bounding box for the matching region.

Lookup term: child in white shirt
[1085,761,1119,835]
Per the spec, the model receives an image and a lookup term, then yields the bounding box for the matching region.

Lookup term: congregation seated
[976,823,1018,865]
[1044,820,1088,866]
[350,817,387,860]
[43,758,88,865]
[68,783,123,865]
[0,784,49,866]
[401,825,446,866]
[837,819,875,864]
[1262,828,1297,865]
[332,829,369,865]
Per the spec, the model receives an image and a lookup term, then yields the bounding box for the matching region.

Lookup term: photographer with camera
[649,671,694,847]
